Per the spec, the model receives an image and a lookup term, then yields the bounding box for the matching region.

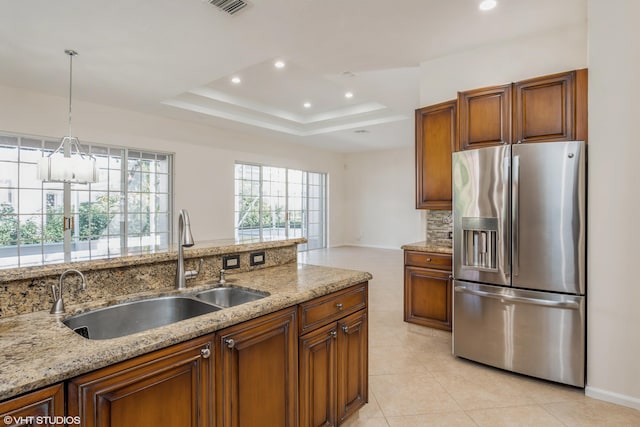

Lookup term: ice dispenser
[461,217,498,270]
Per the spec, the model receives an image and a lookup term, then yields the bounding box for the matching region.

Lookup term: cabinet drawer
[404,251,451,271]
[299,283,367,334]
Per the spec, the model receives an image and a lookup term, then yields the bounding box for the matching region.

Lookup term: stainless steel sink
[63,296,222,340]
[194,286,269,308]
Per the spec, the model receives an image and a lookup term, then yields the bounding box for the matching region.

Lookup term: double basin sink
[63,286,269,340]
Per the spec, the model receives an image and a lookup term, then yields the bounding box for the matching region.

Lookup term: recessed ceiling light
[274,60,286,69]
[479,0,497,11]
[345,91,354,99]
[303,102,312,108]
[231,76,241,84]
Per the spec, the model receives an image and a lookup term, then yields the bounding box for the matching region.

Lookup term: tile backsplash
[426,210,453,247]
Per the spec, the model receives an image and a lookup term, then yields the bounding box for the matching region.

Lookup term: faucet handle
[184,258,204,281]
[218,269,227,285]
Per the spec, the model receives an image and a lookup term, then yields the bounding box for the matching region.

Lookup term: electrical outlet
[222,254,240,269]
[250,251,265,266]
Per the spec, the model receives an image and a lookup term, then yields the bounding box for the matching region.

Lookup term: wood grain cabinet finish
[0,383,64,427]
[404,251,452,331]
[513,69,588,144]
[216,307,298,427]
[299,283,368,427]
[415,100,457,209]
[67,335,214,427]
[458,84,512,150]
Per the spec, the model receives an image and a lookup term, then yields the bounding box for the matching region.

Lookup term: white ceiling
[0,0,586,152]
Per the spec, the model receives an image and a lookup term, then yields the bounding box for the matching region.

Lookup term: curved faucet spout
[176,209,197,289]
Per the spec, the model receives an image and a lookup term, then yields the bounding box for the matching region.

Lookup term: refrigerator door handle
[454,284,581,309]
[503,154,511,276]
[512,154,520,277]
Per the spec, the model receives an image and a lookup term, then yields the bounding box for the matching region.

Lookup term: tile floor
[299,246,640,427]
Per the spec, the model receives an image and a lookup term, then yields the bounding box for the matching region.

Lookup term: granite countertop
[401,241,453,255]
[0,262,372,401]
[0,237,307,282]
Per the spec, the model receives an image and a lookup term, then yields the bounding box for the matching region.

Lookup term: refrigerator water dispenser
[461,217,498,270]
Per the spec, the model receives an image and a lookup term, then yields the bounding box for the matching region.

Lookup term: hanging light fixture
[38,50,98,184]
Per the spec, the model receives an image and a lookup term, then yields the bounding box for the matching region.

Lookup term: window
[234,163,327,251]
[0,133,173,268]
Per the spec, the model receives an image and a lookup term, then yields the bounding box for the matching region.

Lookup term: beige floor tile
[501,375,587,405]
[370,373,461,417]
[369,346,432,376]
[341,417,390,427]
[466,405,564,427]
[386,411,477,427]
[543,399,640,426]
[356,388,386,420]
[431,364,538,410]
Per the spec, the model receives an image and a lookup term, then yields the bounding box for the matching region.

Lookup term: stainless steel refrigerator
[452,141,586,387]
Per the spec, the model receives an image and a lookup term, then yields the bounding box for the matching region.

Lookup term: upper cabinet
[415,100,457,210]
[457,69,588,150]
[458,83,512,150]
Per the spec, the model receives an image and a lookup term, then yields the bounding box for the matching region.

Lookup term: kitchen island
[0,239,371,426]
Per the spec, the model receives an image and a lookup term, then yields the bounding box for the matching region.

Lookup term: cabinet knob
[201,345,211,359]
[426,258,432,262]
[329,330,337,339]
[342,325,349,333]
[224,338,235,349]
[336,303,343,310]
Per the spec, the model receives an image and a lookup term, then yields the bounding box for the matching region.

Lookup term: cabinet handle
[329,330,337,339]
[342,325,349,333]
[201,344,211,359]
[224,338,235,349]
[336,303,343,310]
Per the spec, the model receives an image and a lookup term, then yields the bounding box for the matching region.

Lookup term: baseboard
[585,386,640,410]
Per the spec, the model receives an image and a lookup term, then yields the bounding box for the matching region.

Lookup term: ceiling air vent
[209,0,248,15]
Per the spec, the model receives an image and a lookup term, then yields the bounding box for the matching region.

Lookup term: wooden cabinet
[457,69,588,151]
[0,384,64,427]
[404,251,452,331]
[458,84,512,150]
[67,335,213,427]
[514,69,588,144]
[215,307,298,427]
[415,100,457,209]
[299,284,368,427]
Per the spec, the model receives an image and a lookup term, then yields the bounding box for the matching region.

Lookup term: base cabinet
[67,335,213,427]
[0,384,64,427]
[299,284,368,427]
[404,251,452,331]
[215,307,298,427]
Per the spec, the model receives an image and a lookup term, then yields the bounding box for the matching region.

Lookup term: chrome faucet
[176,209,200,289]
[50,269,87,315]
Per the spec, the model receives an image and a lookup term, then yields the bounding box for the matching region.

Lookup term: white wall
[0,85,348,247]
[343,147,422,249]
[419,24,588,106]
[585,0,640,409]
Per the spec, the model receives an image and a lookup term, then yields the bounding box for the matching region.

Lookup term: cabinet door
[0,384,64,427]
[415,100,456,209]
[299,323,337,427]
[404,266,452,331]
[336,310,368,424]
[216,307,297,427]
[458,84,512,150]
[67,335,213,427]
[513,70,588,144]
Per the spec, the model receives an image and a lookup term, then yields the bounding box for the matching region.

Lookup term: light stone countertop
[401,241,453,255]
[0,262,372,401]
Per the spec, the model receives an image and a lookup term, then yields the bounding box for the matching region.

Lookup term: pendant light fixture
[38,50,98,184]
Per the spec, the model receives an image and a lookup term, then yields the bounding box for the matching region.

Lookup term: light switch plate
[250,251,265,266]
[222,254,240,269]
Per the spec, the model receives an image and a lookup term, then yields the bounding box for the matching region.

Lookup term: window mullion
[121,149,128,254]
